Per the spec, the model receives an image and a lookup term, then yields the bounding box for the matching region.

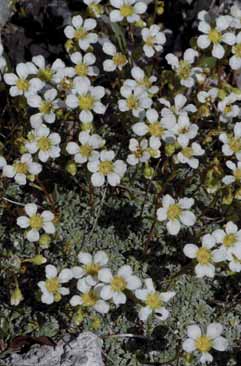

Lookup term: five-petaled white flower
[166,48,201,88]
[38,265,72,304]
[66,131,104,164]
[71,251,109,285]
[64,15,98,51]
[123,66,159,95]
[109,0,147,23]
[197,13,235,59]
[213,221,241,261]
[103,41,128,72]
[66,78,106,123]
[159,94,197,126]
[2,153,42,185]
[25,125,61,162]
[183,323,228,364]
[70,278,110,314]
[141,24,166,58]
[17,203,55,242]
[175,141,205,169]
[69,51,97,79]
[229,31,241,70]
[157,195,196,236]
[98,265,141,306]
[27,89,59,129]
[118,85,152,117]
[183,234,224,278]
[4,63,44,97]
[135,278,175,322]
[87,150,127,187]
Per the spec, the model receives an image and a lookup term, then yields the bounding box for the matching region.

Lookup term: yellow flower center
[81,291,98,307]
[182,147,193,159]
[38,68,53,82]
[127,95,139,110]
[89,3,103,16]
[195,336,212,353]
[138,76,152,89]
[120,4,134,17]
[111,275,127,292]
[39,101,53,114]
[113,53,127,66]
[45,277,60,293]
[167,204,181,220]
[177,60,191,80]
[229,137,241,153]
[234,168,241,181]
[134,147,143,158]
[148,122,164,137]
[14,162,28,174]
[37,136,51,151]
[79,144,93,157]
[233,43,241,58]
[75,63,88,76]
[196,247,212,264]
[84,263,101,276]
[223,233,236,248]
[29,214,43,230]
[208,28,222,44]
[145,292,162,310]
[79,95,94,110]
[145,35,155,47]
[224,105,232,114]
[74,27,87,40]
[16,79,30,92]
[99,160,113,175]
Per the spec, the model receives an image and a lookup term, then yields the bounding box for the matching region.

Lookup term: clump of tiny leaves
[0,0,241,365]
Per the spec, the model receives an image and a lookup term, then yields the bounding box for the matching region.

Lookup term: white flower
[27,89,59,129]
[135,278,175,322]
[219,122,241,160]
[4,63,44,97]
[197,15,235,59]
[69,51,97,79]
[132,108,175,141]
[66,131,104,164]
[218,93,240,123]
[230,4,241,29]
[31,55,67,84]
[157,195,196,236]
[159,94,196,126]
[141,25,166,58]
[173,115,198,146]
[166,48,201,87]
[127,138,150,166]
[64,15,98,51]
[72,251,109,285]
[123,66,159,95]
[118,85,152,117]
[222,160,241,185]
[17,203,55,242]
[197,88,218,104]
[87,150,127,187]
[229,32,241,70]
[38,265,72,304]
[98,265,141,306]
[103,42,128,71]
[2,153,42,185]
[25,125,61,163]
[175,141,204,169]
[109,0,147,23]
[183,323,228,364]
[70,278,109,314]
[213,221,241,260]
[184,234,224,278]
[66,78,106,123]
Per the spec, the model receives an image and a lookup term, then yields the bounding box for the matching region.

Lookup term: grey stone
[0,0,10,29]
[3,333,104,366]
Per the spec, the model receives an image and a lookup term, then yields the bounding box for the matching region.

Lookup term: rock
[3,332,104,366]
[0,0,10,29]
